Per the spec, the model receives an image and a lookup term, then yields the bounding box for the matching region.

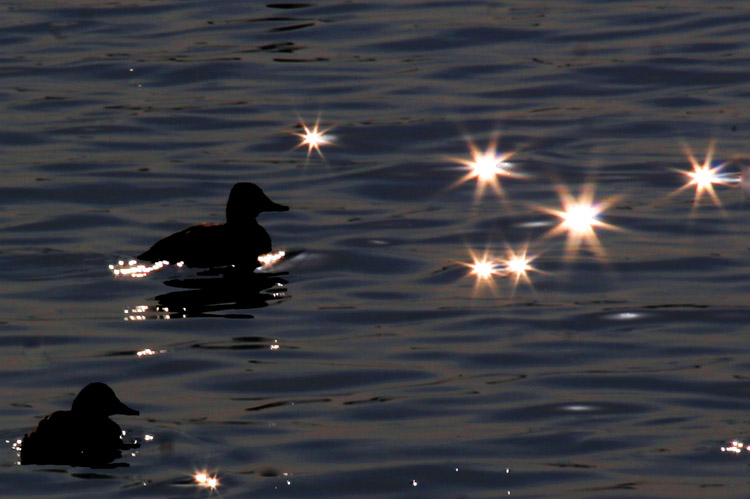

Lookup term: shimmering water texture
[4,1,750,498]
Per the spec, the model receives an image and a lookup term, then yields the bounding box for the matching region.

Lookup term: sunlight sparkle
[194,471,219,490]
[672,141,729,210]
[258,250,286,268]
[721,440,750,454]
[500,244,540,294]
[472,258,498,279]
[109,259,169,278]
[450,135,520,201]
[459,248,503,293]
[295,118,334,158]
[505,256,531,275]
[539,184,620,259]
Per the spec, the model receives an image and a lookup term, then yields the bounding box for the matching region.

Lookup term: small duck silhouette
[138,182,289,268]
[20,382,139,467]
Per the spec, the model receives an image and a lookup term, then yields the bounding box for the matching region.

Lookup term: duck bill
[264,200,289,212]
[115,401,140,416]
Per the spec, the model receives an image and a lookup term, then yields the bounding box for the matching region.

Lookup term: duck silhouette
[20,382,139,467]
[138,182,289,269]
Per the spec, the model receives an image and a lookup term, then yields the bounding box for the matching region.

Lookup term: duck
[138,182,289,269]
[20,382,139,466]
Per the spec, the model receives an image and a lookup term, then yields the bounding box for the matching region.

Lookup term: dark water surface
[3,1,750,497]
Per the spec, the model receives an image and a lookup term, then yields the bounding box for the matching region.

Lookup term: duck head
[71,382,139,417]
[226,183,289,224]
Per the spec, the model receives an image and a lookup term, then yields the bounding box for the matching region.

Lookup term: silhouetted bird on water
[138,182,289,268]
[20,382,139,467]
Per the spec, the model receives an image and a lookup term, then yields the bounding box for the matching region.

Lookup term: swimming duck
[138,182,289,268]
[20,382,139,466]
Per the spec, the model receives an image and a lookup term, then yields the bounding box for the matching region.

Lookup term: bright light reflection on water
[721,440,750,454]
[449,134,521,202]
[136,348,167,357]
[194,470,220,490]
[124,305,186,321]
[539,183,621,260]
[109,259,171,278]
[562,404,596,412]
[607,312,645,320]
[294,117,334,159]
[258,250,286,269]
[672,141,729,211]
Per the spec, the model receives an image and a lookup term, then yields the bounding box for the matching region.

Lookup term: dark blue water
[3,1,750,496]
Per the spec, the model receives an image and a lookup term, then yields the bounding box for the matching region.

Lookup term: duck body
[20,382,139,467]
[138,221,272,268]
[138,182,288,269]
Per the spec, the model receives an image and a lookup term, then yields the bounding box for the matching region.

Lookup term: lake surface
[2,1,750,497]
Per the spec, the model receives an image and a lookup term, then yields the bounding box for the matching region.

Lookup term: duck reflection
[138,182,289,269]
[150,267,289,319]
[20,383,139,467]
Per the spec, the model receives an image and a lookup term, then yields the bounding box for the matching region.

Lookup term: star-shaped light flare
[499,244,539,293]
[671,141,729,211]
[459,248,502,293]
[539,184,621,259]
[294,117,334,158]
[450,135,521,201]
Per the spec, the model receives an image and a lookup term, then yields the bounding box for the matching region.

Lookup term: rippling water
[3,1,750,496]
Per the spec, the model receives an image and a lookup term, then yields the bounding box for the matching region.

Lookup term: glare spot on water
[671,141,729,212]
[136,348,167,357]
[538,183,621,260]
[564,404,595,412]
[515,220,553,228]
[194,471,219,490]
[608,312,643,320]
[448,133,521,202]
[124,305,178,321]
[258,250,286,269]
[109,259,170,278]
[721,440,750,454]
[294,117,334,159]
